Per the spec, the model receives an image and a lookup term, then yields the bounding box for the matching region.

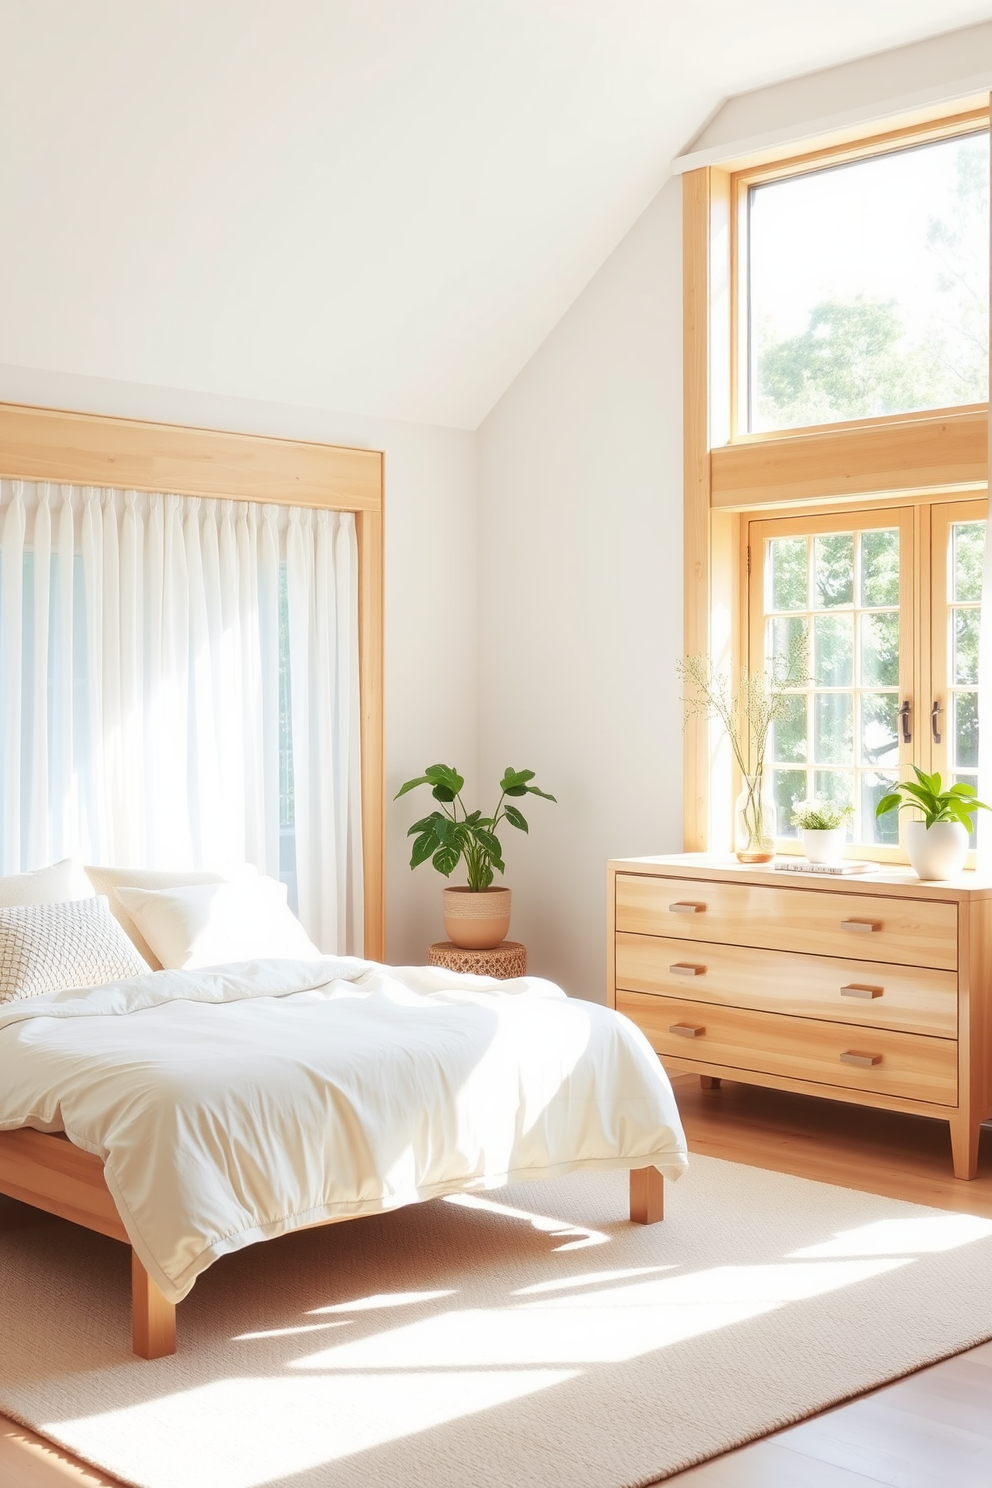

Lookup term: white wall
[476,179,684,1004]
[0,363,477,966]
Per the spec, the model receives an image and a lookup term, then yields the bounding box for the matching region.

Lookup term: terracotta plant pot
[442,886,511,950]
[905,820,968,881]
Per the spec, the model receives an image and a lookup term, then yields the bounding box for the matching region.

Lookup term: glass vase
[734,773,775,863]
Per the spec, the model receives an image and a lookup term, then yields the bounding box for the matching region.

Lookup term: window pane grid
[948,520,985,846]
[765,527,900,846]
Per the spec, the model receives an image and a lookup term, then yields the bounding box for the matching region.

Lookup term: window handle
[931,700,943,745]
[898,701,911,744]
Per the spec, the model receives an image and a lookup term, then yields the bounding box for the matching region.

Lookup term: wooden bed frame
[0,1128,664,1358]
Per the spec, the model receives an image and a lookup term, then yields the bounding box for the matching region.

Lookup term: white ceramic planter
[905,820,968,881]
[801,827,846,864]
[442,885,511,949]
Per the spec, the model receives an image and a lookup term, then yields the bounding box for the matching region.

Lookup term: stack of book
[773,859,879,876]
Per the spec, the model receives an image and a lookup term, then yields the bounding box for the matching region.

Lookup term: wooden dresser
[607,854,992,1178]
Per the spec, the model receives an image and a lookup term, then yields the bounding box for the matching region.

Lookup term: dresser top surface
[608,852,992,901]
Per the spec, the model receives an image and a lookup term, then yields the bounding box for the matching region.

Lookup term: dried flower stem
[677,632,809,784]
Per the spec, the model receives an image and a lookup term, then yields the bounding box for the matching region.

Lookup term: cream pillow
[84,867,230,968]
[0,859,92,907]
[114,877,322,970]
[0,896,150,1003]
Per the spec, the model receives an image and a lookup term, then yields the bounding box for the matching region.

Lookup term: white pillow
[0,859,93,908]
[0,896,150,1003]
[84,865,232,968]
[114,877,322,970]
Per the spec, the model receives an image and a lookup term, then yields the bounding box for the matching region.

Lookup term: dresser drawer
[615,875,958,971]
[615,933,958,1038]
[618,990,958,1106]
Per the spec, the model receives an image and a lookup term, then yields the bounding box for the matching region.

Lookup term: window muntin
[760,517,909,849]
[751,501,987,862]
[932,506,986,848]
[746,128,990,434]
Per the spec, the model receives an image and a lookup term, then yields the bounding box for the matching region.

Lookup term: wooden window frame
[729,106,990,444]
[0,400,385,956]
[683,100,991,854]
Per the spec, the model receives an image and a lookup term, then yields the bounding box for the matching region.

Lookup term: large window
[682,105,990,861]
[747,501,986,857]
[744,127,990,433]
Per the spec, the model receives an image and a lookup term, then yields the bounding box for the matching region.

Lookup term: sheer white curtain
[0,480,362,953]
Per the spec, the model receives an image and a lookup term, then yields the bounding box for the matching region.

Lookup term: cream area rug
[3,1157,992,1488]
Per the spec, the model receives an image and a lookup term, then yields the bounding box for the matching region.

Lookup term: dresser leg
[700,1075,722,1090]
[949,1117,980,1181]
[629,1166,664,1224]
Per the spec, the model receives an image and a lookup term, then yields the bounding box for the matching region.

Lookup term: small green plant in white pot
[875,767,992,880]
[790,799,854,864]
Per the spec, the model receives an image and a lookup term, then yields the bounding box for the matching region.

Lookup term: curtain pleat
[0,480,362,952]
[258,506,281,882]
[28,487,51,869]
[2,485,26,870]
[56,488,75,853]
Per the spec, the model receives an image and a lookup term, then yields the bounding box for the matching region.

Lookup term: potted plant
[875,767,991,880]
[678,633,808,863]
[395,763,556,949]
[790,799,854,864]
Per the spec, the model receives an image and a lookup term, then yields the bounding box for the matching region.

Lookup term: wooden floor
[2,1076,992,1486]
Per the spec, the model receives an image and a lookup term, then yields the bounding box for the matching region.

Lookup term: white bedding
[0,958,688,1303]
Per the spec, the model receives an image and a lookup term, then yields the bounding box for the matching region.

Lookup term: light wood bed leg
[700,1075,721,1090]
[131,1251,176,1359]
[629,1166,664,1224]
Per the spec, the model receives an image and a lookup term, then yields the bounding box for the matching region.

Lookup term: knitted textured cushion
[0,896,150,1002]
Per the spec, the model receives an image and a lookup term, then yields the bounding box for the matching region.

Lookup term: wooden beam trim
[682,168,713,852]
[711,409,989,510]
[357,506,385,960]
[0,402,383,512]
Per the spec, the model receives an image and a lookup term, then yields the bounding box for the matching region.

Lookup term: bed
[0,950,688,1359]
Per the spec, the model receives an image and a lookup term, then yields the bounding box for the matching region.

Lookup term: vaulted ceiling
[2,1,989,428]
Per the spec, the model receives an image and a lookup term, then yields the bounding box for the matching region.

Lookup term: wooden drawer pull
[669,901,705,914]
[840,919,881,933]
[840,984,884,999]
[669,1023,705,1038]
[839,1050,883,1068]
[669,963,706,977]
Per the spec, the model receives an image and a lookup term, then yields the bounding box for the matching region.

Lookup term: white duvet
[0,958,688,1303]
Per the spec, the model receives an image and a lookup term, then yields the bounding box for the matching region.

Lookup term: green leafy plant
[790,799,854,831]
[395,764,556,891]
[875,766,992,830]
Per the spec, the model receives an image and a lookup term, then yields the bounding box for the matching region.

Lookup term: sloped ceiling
[1,1,989,428]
